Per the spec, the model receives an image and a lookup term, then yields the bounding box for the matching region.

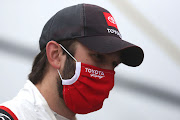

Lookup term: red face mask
[57,44,115,114]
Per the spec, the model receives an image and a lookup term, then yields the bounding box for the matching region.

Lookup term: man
[0,3,144,120]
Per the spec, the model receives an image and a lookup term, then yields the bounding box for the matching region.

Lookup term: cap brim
[77,36,144,67]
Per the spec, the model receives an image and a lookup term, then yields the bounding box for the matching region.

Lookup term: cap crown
[39,4,120,50]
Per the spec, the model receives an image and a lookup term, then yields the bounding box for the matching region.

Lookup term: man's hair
[28,40,77,85]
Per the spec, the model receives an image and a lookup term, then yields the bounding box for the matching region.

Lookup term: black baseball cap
[39,3,144,67]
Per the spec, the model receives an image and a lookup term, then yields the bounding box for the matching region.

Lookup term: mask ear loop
[59,44,77,62]
[57,69,63,80]
[57,44,77,80]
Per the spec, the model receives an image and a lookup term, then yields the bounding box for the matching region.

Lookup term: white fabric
[61,62,81,85]
[1,80,69,120]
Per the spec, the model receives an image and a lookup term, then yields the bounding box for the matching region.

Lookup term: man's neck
[36,75,76,120]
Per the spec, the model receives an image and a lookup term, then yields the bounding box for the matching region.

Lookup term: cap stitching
[82,4,86,36]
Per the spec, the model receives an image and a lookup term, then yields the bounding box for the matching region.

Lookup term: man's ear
[46,41,66,69]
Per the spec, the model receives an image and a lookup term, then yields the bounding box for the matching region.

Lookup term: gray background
[0,0,180,120]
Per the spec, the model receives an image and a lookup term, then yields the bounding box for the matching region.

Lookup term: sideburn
[62,55,76,79]
[57,55,76,99]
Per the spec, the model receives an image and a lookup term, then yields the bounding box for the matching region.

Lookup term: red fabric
[63,63,115,114]
[103,12,118,29]
[0,106,18,120]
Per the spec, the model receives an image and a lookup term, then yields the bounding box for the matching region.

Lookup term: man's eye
[93,54,103,59]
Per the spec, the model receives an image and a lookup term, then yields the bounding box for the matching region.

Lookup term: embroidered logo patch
[103,12,118,29]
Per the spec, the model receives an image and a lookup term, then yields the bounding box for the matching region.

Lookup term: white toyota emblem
[108,16,116,24]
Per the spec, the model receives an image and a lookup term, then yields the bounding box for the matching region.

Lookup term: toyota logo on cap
[108,16,116,24]
[103,12,118,29]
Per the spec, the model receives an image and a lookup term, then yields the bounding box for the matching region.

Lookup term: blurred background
[0,0,180,120]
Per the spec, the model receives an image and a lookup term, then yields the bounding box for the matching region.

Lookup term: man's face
[74,42,122,70]
[57,41,122,98]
